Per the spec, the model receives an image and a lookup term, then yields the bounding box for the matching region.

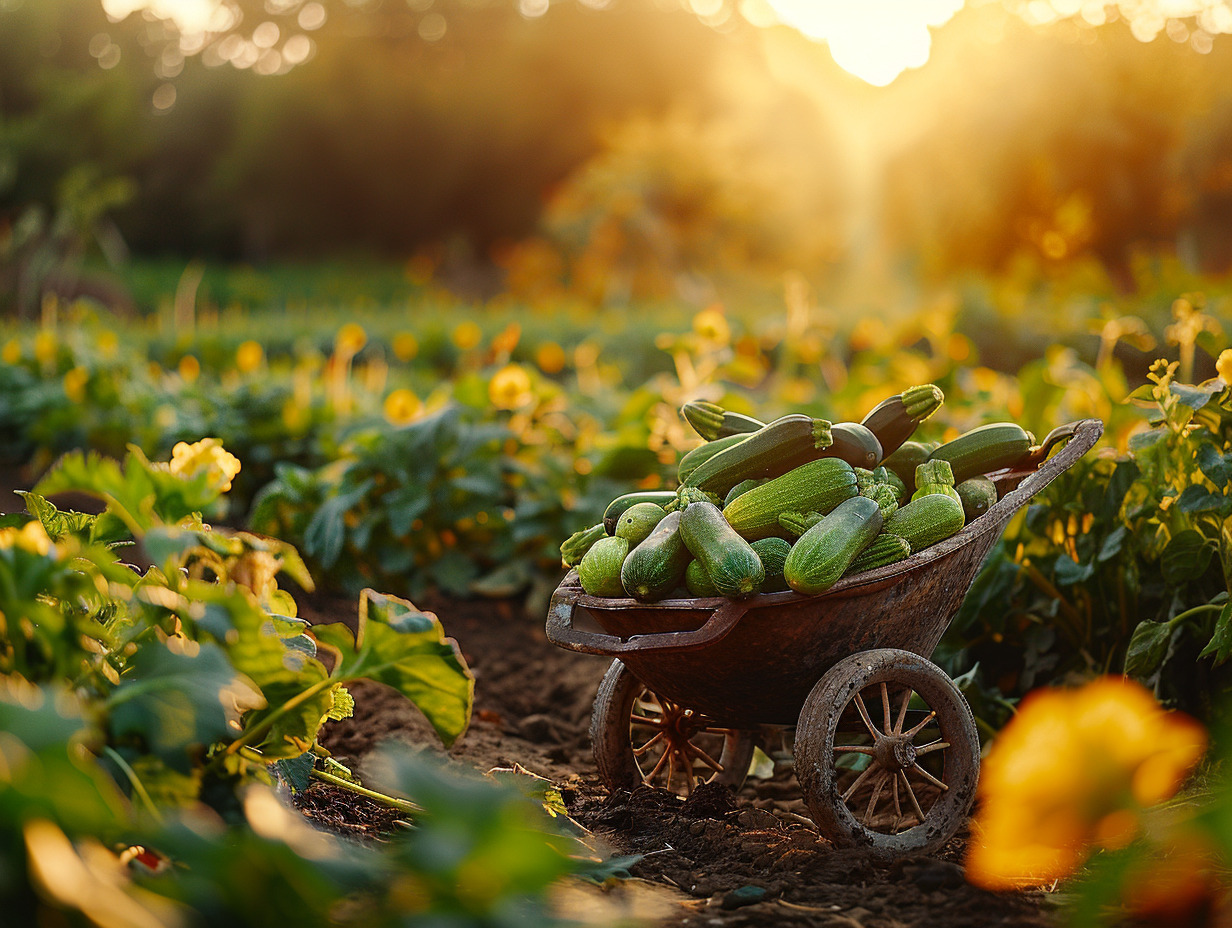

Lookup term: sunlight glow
[101,0,228,34]
[755,0,966,86]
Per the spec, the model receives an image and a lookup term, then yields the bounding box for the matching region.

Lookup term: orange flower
[62,366,89,403]
[1217,348,1232,384]
[236,340,264,373]
[534,341,566,375]
[178,355,201,383]
[488,364,533,410]
[335,323,367,357]
[966,677,1206,890]
[383,388,422,426]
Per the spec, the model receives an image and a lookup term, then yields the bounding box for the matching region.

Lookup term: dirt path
[302,591,1054,927]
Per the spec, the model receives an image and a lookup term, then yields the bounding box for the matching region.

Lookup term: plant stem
[1169,602,1224,628]
[309,768,422,817]
[102,745,164,824]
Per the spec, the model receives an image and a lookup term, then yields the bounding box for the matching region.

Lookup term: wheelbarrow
[546,417,1104,859]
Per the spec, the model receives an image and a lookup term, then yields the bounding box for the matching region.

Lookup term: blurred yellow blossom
[169,438,242,493]
[489,364,533,410]
[335,323,367,356]
[0,520,53,556]
[236,341,264,373]
[966,677,1206,890]
[692,306,730,344]
[392,332,419,362]
[178,355,201,383]
[1217,348,1232,384]
[62,367,89,403]
[98,330,119,359]
[383,388,422,426]
[1,339,19,364]
[452,321,482,351]
[535,341,567,374]
[33,331,57,366]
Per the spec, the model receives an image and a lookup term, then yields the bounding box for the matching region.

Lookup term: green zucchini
[685,559,721,597]
[846,533,912,576]
[860,384,944,458]
[750,537,791,592]
[928,423,1035,484]
[621,510,691,602]
[824,422,883,469]
[724,479,764,508]
[578,536,629,597]
[681,400,766,441]
[883,494,966,552]
[677,433,750,485]
[862,483,900,519]
[614,502,668,546]
[560,522,606,567]
[956,475,998,522]
[911,459,960,503]
[679,501,764,598]
[783,495,884,594]
[872,466,908,504]
[778,510,824,538]
[685,414,834,495]
[603,491,678,535]
[881,441,932,493]
[723,457,858,541]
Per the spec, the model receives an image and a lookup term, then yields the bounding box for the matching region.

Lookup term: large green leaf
[1124,620,1173,678]
[1198,603,1232,666]
[1160,529,1214,584]
[312,589,473,747]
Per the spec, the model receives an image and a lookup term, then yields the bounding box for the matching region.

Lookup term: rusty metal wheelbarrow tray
[546,417,1104,728]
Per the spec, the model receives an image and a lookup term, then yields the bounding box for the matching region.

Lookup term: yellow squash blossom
[0,521,53,556]
[488,364,533,410]
[236,340,264,373]
[1217,348,1232,384]
[335,323,367,357]
[168,438,242,493]
[535,341,567,375]
[392,332,419,362]
[967,677,1206,890]
[2,339,21,364]
[692,306,730,344]
[62,367,89,404]
[383,388,422,426]
[452,321,482,351]
[178,355,201,383]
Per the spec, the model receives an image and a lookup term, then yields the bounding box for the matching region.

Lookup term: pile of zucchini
[560,384,1037,602]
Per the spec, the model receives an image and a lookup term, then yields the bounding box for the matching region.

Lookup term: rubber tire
[794,648,980,860]
[590,659,755,794]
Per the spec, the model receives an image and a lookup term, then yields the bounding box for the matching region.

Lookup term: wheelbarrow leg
[590,659,756,796]
[794,648,980,860]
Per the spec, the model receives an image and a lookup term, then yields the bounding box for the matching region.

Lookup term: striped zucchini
[614,502,668,546]
[724,479,764,508]
[724,457,858,540]
[872,465,908,503]
[578,536,629,597]
[750,537,792,593]
[883,494,966,552]
[846,533,912,576]
[783,495,884,594]
[685,414,834,495]
[677,433,750,485]
[911,459,961,504]
[603,491,678,535]
[778,510,824,538]
[881,441,932,493]
[621,510,691,602]
[561,522,606,567]
[680,501,764,598]
[929,423,1035,484]
[685,559,721,597]
[860,384,944,458]
[956,475,998,522]
[862,483,900,518]
[681,400,765,441]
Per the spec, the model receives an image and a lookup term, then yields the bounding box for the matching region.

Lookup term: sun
[757,0,966,87]
[101,0,227,34]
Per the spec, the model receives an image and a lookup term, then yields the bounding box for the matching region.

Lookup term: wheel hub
[874,735,918,771]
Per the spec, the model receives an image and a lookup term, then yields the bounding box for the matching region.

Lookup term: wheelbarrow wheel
[794,648,979,860]
[591,659,755,796]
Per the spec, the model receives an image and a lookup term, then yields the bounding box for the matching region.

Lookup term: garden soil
[302,592,1056,927]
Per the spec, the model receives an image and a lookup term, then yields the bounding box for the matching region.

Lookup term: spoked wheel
[591,659,755,796]
[794,648,980,860]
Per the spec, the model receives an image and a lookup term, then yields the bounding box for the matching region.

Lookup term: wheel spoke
[891,771,902,825]
[903,709,937,738]
[880,682,892,735]
[900,770,926,823]
[841,760,880,803]
[703,726,737,736]
[645,747,670,784]
[853,692,879,739]
[893,689,913,734]
[833,744,875,755]
[665,750,677,791]
[686,740,725,774]
[633,731,664,756]
[916,740,950,756]
[909,763,949,792]
[864,771,888,824]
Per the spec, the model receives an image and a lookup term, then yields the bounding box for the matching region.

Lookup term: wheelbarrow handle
[545,588,749,656]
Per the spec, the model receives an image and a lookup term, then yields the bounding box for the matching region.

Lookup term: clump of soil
[301,591,1056,927]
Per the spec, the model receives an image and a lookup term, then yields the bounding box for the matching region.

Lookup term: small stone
[720,885,770,910]
[736,809,780,830]
[689,821,707,836]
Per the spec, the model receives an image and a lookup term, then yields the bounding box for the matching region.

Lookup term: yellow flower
[452,321,482,351]
[692,306,730,344]
[335,323,367,357]
[535,341,566,375]
[966,677,1206,890]
[178,355,200,383]
[62,367,89,403]
[98,329,119,359]
[2,339,21,365]
[33,331,57,366]
[392,332,419,362]
[488,364,533,410]
[383,388,422,426]
[1216,348,1232,384]
[236,341,264,373]
[168,438,242,493]
[0,521,53,556]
